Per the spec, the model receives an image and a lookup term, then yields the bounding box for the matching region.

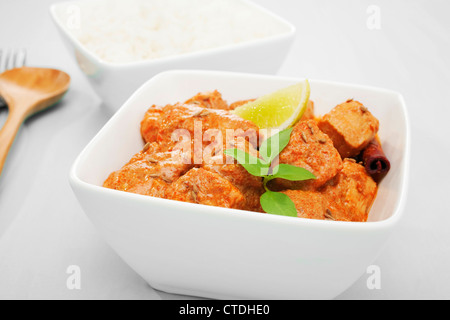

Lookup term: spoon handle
[0,106,26,178]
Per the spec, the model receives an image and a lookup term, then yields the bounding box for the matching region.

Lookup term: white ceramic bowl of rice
[50,0,296,112]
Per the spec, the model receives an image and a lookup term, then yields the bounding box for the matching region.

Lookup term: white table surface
[0,0,449,300]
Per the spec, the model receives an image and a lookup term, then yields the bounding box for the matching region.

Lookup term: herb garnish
[225,128,316,217]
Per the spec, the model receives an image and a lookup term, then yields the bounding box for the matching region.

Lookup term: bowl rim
[69,70,411,231]
[49,0,297,69]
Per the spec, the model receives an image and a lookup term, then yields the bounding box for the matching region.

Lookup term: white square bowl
[49,0,296,113]
[69,70,410,300]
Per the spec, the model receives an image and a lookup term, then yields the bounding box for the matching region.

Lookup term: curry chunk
[166,168,245,209]
[140,104,165,144]
[184,90,230,110]
[281,190,327,220]
[318,100,379,159]
[202,140,264,212]
[103,160,169,198]
[282,160,377,222]
[323,159,378,222]
[103,142,193,197]
[299,100,315,122]
[125,142,193,183]
[272,120,343,190]
[140,103,260,149]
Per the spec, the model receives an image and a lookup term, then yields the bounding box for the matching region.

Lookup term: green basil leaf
[259,127,294,164]
[270,164,316,181]
[260,191,298,217]
[224,149,269,177]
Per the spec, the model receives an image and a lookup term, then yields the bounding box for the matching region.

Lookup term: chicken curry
[103,90,390,222]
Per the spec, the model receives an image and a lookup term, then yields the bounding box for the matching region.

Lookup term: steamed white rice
[63,0,290,64]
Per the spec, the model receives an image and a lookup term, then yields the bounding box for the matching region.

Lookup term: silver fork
[0,49,27,108]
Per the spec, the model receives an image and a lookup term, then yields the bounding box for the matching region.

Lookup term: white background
[0,0,449,300]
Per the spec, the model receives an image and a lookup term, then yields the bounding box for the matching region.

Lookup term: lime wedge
[232,80,310,130]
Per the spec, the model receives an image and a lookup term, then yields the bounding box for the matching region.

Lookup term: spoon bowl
[0,67,70,177]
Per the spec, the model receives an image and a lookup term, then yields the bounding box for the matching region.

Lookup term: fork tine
[0,48,27,108]
[12,50,18,69]
[0,49,4,73]
[4,49,10,72]
[0,49,5,106]
[0,48,27,73]
[0,49,5,107]
[20,49,27,67]
[13,49,26,69]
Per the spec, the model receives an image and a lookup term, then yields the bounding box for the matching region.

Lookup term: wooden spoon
[0,67,70,177]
